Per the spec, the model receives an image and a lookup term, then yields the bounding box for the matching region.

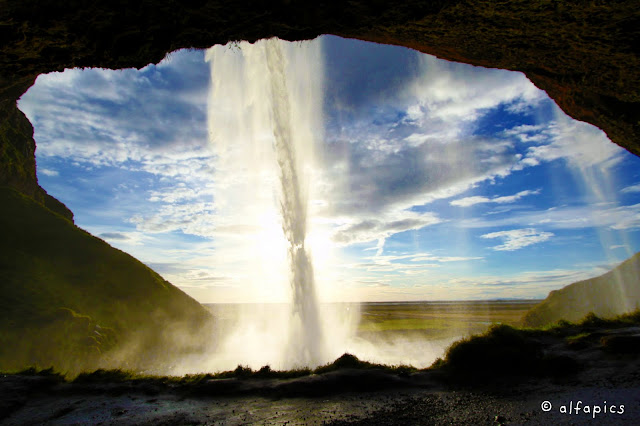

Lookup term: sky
[18,35,640,303]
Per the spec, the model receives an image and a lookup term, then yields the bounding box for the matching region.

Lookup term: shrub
[580,312,607,327]
[232,365,253,378]
[255,365,272,377]
[441,324,541,379]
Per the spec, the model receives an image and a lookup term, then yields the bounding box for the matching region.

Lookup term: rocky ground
[2,325,640,425]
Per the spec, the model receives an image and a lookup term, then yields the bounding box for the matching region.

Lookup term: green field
[357,300,540,339]
[206,300,540,341]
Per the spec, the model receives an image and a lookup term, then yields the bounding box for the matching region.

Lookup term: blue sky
[18,35,640,303]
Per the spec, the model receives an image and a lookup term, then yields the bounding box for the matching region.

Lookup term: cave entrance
[17,35,640,371]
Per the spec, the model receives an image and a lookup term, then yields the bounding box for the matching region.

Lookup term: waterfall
[264,40,327,366]
[206,38,327,368]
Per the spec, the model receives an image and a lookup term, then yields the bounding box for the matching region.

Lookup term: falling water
[205,38,328,368]
[263,40,327,366]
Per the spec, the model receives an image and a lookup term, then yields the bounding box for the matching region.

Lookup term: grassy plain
[356,300,540,339]
[206,300,540,343]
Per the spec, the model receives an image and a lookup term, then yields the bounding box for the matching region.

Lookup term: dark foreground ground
[2,322,640,425]
[1,378,639,425]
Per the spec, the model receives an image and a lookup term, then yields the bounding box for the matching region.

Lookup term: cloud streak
[463,203,640,231]
[481,228,554,251]
[451,189,540,207]
[622,184,640,194]
[314,41,551,247]
[332,212,441,246]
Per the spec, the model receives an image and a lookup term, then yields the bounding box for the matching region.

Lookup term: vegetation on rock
[0,187,212,375]
[524,252,640,327]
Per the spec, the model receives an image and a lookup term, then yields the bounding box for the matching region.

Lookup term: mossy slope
[0,187,211,374]
[524,252,640,327]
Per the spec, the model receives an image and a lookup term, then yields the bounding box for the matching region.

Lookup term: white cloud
[610,245,628,250]
[451,189,540,207]
[409,254,483,263]
[147,183,214,203]
[39,168,59,177]
[19,56,211,173]
[406,55,546,126]
[313,43,549,248]
[450,196,491,207]
[129,201,217,236]
[622,184,640,194]
[319,132,523,224]
[493,189,541,204]
[502,124,549,143]
[481,228,554,251]
[463,203,640,231]
[608,204,640,230]
[346,251,482,275]
[504,109,624,171]
[332,211,441,246]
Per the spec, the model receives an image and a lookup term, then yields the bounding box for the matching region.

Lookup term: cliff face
[0,187,212,374]
[0,102,72,219]
[524,252,640,327]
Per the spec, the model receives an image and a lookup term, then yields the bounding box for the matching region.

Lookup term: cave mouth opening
[16,35,640,372]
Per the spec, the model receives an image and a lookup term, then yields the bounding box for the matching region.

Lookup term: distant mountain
[523,252,640,327]
[0,187,212,375]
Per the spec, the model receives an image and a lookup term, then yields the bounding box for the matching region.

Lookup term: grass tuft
[15,366,65,381]
[73,368,136,383]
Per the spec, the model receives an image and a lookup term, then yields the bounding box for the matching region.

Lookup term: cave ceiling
[1,0,639,200]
